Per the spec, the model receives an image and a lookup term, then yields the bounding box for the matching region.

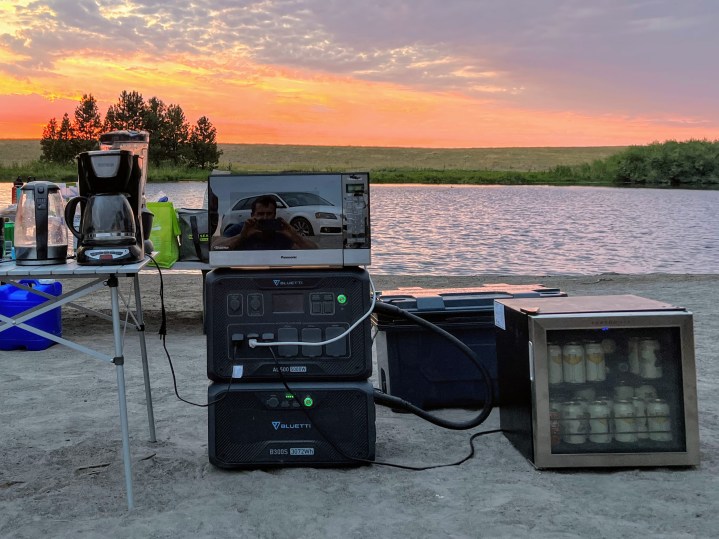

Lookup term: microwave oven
[208,172,370,268]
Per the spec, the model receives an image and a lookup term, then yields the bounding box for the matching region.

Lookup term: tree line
[40,91,222,169]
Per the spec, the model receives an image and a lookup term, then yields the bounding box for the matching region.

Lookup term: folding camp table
[0,258,156,510]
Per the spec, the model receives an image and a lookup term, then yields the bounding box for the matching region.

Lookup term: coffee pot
[64,193,141,264]
[14,181,68,265]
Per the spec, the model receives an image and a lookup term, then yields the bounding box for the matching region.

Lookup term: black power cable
[147,253,230,407]
[267,347,502,471]
[371,301,494,430]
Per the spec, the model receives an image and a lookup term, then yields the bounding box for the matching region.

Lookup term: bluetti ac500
[205,267,373,382]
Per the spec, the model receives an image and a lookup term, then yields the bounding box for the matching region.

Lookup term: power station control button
[247,294,263,316]
[266,396,279,408]
[322,301,335,314]
[311,301,322,314]
[228,294,242,314]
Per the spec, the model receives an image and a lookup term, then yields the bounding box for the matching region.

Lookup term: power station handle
[64,196,87,240]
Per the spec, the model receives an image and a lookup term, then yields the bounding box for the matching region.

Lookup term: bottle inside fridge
[546,327,686,454]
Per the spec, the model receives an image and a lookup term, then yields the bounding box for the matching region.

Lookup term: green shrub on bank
[552,139,719,186]
[611,139,719,186]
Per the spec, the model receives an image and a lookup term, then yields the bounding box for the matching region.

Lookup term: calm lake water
[4,182,717,275]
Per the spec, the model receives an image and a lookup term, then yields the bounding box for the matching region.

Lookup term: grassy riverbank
[0,140,625,185]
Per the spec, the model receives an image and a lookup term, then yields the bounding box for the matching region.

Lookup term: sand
[1,272,718,538]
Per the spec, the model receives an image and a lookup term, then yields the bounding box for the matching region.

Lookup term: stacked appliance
[205,173,375,468]
[65,130,151,265]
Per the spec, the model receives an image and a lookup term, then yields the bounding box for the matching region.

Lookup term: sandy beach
[1,271,718,538]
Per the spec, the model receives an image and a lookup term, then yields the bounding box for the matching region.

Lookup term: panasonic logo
[271,421,312,430]
[280,256,298,259]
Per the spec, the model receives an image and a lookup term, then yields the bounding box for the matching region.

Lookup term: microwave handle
[528,341,535,382]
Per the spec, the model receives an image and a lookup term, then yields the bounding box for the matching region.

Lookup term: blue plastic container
[0,280,62,351]
[373,284,566,409]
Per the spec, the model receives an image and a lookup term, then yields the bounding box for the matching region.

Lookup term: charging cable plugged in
[247,273,378,350]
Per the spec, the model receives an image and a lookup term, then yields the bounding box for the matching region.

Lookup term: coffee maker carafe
[66,149,144,265]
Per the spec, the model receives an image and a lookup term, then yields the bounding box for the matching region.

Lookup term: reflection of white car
[221,192,342,237]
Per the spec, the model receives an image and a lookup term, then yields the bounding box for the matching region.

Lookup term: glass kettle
[14,181,68,265]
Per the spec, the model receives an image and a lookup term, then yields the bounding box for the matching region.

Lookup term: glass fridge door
[542,325,689,457]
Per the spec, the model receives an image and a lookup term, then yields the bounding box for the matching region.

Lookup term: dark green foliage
[38,91,220,171]
[160,104,190,166]
[104,90,146,131]
[526,140,719,186]
[611,139,719,186]
[73,94,102,153]
[188,117,223,169]
[142,97,168,166]
[40,113,77,164]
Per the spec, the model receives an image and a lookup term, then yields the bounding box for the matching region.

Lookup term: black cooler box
[373,284,566,409]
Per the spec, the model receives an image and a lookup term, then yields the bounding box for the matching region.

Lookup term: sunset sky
[0,1,717,147]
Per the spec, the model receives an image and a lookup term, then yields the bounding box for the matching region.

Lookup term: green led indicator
[285,393,294,399]
[303,396,314,407]
[337,294,347,304]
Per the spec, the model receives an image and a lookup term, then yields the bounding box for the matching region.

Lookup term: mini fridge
[495,295,699,468]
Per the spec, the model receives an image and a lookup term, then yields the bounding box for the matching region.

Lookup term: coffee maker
[66,135,147,265]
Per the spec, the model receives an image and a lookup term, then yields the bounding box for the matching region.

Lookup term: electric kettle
[14,181,68,265]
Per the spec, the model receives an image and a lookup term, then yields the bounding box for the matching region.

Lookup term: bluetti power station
[205,268,373,382]
[206,173,375,467]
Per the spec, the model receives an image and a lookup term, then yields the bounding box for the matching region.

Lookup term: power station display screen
[272,293,305,314]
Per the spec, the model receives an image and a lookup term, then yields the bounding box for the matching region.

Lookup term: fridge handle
[528,341,535,382]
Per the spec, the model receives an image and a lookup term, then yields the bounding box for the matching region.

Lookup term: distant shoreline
[0,139,624,172]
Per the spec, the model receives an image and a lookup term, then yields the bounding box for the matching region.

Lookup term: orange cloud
[0,47,717,147]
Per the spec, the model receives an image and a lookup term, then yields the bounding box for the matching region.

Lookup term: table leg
[133,275,156,442]
[115,363,134,510]
[110,277,134,510]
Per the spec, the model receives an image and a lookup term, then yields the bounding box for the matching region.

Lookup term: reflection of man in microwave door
[214,195,318,250]
[218,191,345,249]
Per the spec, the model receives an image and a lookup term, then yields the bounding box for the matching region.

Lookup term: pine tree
[162,104,190,165]
[104,90,146,131]
[143,97,168,165]
[40,117,60,162]
[188,116,222,169]
[73,94,102,153]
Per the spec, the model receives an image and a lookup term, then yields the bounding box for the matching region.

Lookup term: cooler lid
[497,294,686,316]
[99,130,149,143]
[377,283,565,313]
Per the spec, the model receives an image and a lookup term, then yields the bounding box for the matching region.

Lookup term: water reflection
[144,182,718,275]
